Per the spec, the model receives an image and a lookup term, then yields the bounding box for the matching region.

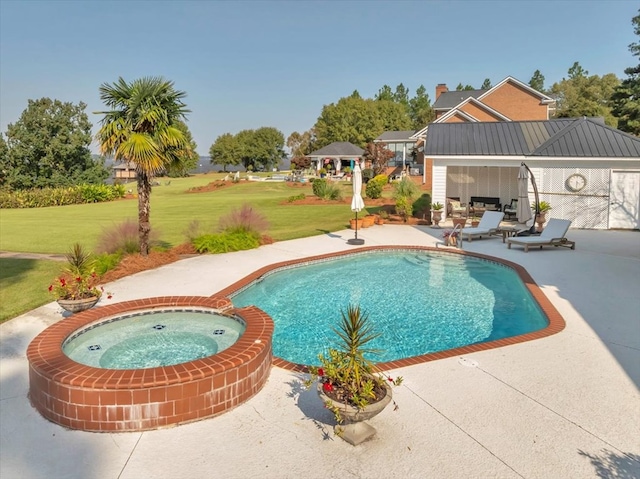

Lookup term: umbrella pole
[355,210,358,240]
[522,162,540,234]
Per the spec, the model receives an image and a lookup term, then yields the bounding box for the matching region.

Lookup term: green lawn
[0,175,367,253]
[0,258,62,322]
[0,174,380,322]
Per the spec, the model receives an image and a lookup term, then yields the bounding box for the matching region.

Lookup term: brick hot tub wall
[27,297,274,432]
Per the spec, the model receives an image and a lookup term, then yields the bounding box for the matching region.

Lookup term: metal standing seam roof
[374,131,418,142]
[306,142,365,157]
[424,118,640,157]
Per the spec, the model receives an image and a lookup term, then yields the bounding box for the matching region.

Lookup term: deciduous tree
[363,141,394,176]
[4,98,104,190]
[209,133,241,171]
[481,78,492,89]
[96,76,191,255]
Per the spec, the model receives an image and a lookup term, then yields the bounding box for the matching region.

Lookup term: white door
[609,171,640,229]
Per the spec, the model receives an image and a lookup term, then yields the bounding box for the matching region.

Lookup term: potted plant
[49,243,111,313]
[431,202,444,226]
[305,304,402,445]
[471,216,480,227]
[319,167,327,178]
[531,201,552,232]
[375,210,389,225]
[442,229,460,247]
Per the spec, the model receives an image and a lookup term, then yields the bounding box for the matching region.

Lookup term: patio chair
[503,199,518,220]
[460,211,505,241]
[507,218,575,252]
[447,199,468,217]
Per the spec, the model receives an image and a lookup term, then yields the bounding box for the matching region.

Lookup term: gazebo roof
[307,142,364,158]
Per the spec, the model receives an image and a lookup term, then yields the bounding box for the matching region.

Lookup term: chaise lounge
[507,218,575,252]
[460,211,505,241]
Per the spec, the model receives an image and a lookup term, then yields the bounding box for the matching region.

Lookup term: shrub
[192,231,261,253]
[93,252,123,275]
[412,193,432,217]
[312,179,342,200]
[395,196,413,221]
[218,204,269,235]
[286,193,306,203]
[365,180,383,199]
[183,220,204,242]
[95,219,159,255]
[362,168,374,182]
[0,184,125,209]
[392,177,420,202]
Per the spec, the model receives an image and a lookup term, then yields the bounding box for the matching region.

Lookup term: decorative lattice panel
[535,168,610,229]
[446,166,611,229]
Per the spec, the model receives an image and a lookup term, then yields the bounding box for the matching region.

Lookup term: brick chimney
[435,83,448,99]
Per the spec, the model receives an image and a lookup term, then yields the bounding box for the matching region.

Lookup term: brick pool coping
[27,297,274,432]
[215,246,566,373]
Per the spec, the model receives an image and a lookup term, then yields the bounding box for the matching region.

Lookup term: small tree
[362,142,394,176]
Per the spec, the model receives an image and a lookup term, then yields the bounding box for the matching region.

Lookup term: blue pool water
[63,309,246,369]
[231,250,547,365]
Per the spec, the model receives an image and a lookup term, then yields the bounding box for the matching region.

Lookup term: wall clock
[565,173,586,192]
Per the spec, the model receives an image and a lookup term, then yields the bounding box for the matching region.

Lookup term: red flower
[322,382,333,392]
[107,294,113,299]
[388,377,394,382]
[60,278,66,286]
[48,285,53,292]
[76,277,82,283]
[317,368,324,377]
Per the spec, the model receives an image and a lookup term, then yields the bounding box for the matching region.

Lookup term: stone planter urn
[535,212,547,232]
[318,381,392,446]
[431,210,443,227]
[57,296,99,314]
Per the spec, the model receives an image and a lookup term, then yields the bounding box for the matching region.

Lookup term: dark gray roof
[375,131,417,142]
[307,142,364,157]
[432,90,487,110]
[424,118,640,157]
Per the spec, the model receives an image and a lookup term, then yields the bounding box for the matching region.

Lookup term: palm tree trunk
[137,172,152,256]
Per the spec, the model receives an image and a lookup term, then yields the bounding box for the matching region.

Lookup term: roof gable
[479,76,555,104]
[374,131,417,142]
[435,97,511,123]
[432,89,486,110]
[307,141,364,157]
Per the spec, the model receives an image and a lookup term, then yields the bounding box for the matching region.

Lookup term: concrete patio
[1,225,638,478]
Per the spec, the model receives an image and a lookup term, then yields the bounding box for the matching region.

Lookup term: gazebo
[306,142,364,174]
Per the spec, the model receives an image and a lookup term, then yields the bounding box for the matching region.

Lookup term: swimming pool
[230,249,549,366]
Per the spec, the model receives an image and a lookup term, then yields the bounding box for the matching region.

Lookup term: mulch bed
[186,181,236,193]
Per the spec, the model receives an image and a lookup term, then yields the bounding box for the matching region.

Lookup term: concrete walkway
[1,225,639,479]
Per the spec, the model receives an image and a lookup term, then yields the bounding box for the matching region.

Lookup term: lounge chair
[507,218,575,252]
[460,211,505,241]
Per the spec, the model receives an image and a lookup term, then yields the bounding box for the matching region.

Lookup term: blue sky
[0,0,637,155]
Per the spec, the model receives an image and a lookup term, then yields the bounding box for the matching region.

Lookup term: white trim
[434,109,479,123]
[411,125,429,139]
[435,97,511,123]
[479,76,555,103]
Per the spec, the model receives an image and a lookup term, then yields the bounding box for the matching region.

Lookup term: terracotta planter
[349,219,363,230]
[471,220,480,227]
[452,218,467,229]
[57,296,99,314]
[318,381,392,445]
[362,215,375,228]
[535,212,547,232]
[375,216,385,225]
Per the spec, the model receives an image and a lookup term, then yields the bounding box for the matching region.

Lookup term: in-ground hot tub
[27,297,273,432]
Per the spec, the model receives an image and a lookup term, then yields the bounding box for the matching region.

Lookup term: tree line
[1,10,638,189]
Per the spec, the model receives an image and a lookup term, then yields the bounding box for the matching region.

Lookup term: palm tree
[96,77,191,255]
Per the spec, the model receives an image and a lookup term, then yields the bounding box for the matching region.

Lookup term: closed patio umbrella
[348,161,365,245]
[517,164,533,224]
